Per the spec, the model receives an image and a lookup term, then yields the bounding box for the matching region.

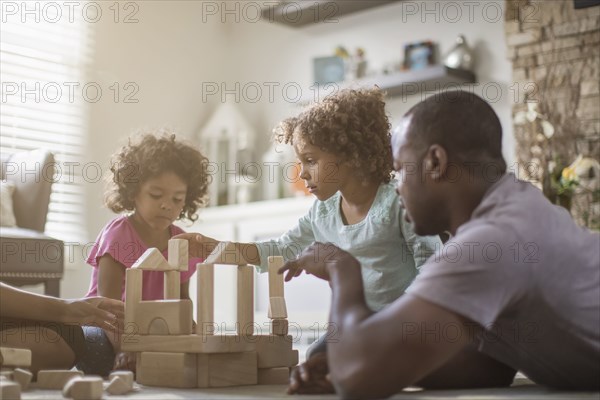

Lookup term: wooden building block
[135,299,193,335]
[106,376,131,395]
[136,352,197,388]
[36,370,83,389]
[196,354,209,388]
[164,270,181,300]
[208,351,257,387]
[12,369,32,390]
[270,319,288,336]
[62,377,102,400]
[197,263,214,335]
[121,334,255,353]
[254,335,297,368]
[108,370,134,389]
[124,268,143,329]
[268,297,287,319]
[168,238,189,271]
[131,248,174,271]
[204,241,240,265]
[0,348,31,368]
[0,380,20,400]
[267,256,284,298]
[257,367,290,385]
[237,265,254,336]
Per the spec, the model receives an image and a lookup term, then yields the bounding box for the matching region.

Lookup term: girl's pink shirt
[85,215,200,301]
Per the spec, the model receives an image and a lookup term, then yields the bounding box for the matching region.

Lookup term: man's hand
[172,233,219,259]
[288,352,335,394]
[278,242,359,282]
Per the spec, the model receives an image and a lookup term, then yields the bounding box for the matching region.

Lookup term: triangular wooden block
[204,241,242,265]
[168,239,189,271]
[268,297,287,319]
[106,376,131,395]
[131,248,174,271]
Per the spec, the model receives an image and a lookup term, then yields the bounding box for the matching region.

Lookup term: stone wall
[505,0,600,228]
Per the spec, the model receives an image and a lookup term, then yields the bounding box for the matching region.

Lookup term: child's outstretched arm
[173,233,260,265]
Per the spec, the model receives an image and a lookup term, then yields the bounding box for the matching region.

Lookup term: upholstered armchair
[0,150,64,296]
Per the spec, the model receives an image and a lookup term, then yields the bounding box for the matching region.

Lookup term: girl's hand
[288,352,335,394]
[61,297,124,333]
[279,242,359,282]
[113,351,137,373]
[172,233,219,259]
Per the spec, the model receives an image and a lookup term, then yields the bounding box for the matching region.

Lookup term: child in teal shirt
[180,87,440,313]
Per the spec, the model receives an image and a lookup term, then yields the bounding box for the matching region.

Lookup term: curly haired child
[82,130,209,376]
[178,87,441,353]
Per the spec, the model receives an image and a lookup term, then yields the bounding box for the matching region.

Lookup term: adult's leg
[0,320,78,374]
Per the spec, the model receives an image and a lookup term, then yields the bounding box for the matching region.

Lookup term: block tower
[121,240,298,388]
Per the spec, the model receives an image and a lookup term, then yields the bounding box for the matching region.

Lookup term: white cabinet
[177,196,331,336]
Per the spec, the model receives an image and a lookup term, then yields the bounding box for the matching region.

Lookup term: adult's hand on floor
[288,352,335,394]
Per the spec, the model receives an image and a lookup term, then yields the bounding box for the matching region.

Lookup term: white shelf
[302,65,477,104]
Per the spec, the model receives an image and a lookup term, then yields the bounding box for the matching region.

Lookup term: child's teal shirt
[255,181,441,311]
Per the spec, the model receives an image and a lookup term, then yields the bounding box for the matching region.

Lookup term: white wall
[63,1,514,298]
[226,0,514,164]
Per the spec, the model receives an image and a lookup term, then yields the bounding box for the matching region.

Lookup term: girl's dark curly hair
[274,87,393,184]
[104,130,210,221]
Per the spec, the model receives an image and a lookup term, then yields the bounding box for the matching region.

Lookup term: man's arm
[326,259,471,398]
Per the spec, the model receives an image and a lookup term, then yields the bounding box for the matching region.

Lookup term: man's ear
[424,144,448,181]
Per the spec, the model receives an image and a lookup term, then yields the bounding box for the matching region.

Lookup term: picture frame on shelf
[313,56,345,84]
[403,41,435,71]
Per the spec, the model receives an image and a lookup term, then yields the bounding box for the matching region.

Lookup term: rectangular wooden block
[257,367,290,385]
[237,265,254,336]
[197,263,214,335]
[254,335,297,368]
[163,270,181,300]
[125,268,143,329]
[268,297,287,319]
[36,370,83,389]
[0,348,31,368]
[0,380,21,400]
[168,238,188,271]
[208,352,257,387]
[137,352,197,388]
[121,334,255,353]
[13,369,32,390]
[270,319,288,336]
[135,299,193,335]
[267,256,284,298]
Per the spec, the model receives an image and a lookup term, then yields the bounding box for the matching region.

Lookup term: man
[280,91,600,398]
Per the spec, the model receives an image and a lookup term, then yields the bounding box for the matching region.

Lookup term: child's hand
[279,242,359,282]
[62,297,124,333]
[288,352,334,394]
[113,351,136,374]
[172,233,219,260]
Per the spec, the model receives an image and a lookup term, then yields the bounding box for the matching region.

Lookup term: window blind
[1,1,93,241]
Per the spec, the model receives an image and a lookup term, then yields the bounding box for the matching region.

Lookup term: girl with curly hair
[178,87,440,350]
[82,130,209,376]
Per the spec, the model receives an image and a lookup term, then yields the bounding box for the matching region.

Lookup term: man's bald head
[403,90,506,171]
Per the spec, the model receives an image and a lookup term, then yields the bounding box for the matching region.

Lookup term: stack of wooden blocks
[122,240,298,388]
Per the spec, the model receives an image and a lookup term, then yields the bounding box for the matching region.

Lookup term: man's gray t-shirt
[407,173,600,389]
